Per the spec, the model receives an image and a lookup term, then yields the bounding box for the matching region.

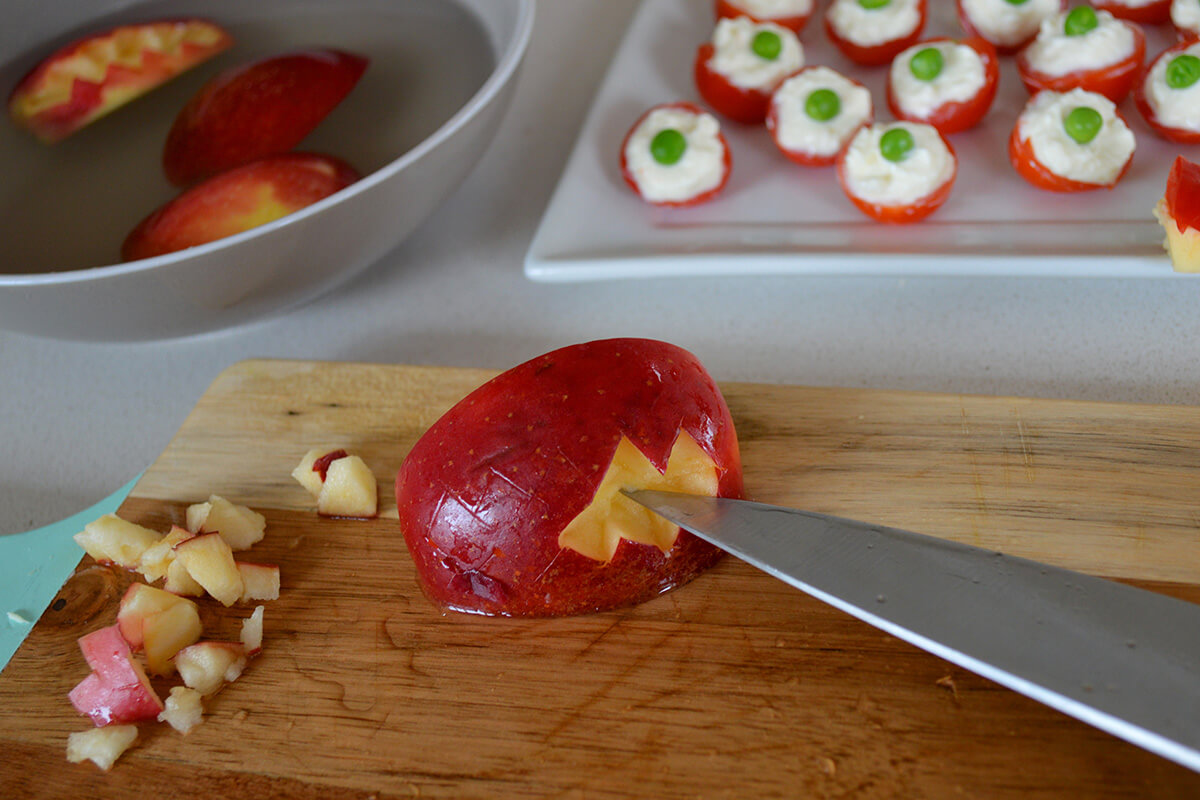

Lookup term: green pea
[752,30,782,61]
[650,129,687,165]
[1063,106,1103,144]
[1063,6,1098,36]
[909,47,944,81]
[805,89,841,122]
[1166,55,1200,90]
[879,127,915,163]
[1003,0,1030,4]
[857,0,891,8]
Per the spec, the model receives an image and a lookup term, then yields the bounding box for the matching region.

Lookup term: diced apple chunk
[136,525,192,582]
[74,514,162,569]
[164,557,205,597]
[142,600,203,676]
[157,686,204,734]
[116,583,198,650]
[291,448,328,497]
[237,563,280,602]
[67,725,138,770]
[318,455,378,518]
[186,495,266,550]
[174,532,244,606]
[241,605,264,655]
[71,626,163,725]
[175,641,247,696]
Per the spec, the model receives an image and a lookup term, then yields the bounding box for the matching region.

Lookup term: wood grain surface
[2,358,1199,798]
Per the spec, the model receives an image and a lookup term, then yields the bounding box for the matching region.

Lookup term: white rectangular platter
[525,0,1194,281]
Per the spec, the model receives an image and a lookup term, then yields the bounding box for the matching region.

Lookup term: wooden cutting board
[3,358,1200,798]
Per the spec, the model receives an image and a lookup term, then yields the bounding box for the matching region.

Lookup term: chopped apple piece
[164,556,205,597]
[237,563,280,602]
[241,605,264,656]
[66,724,138,770]
[318,454,378,518]
[116,583,198,650]
[74,514,162,569]
[136,525,193,582]
[71,626,163,724]
[142,600,203,676]
[174,532,244,606]
[157,686,204,734]
[291,448,333,497]
[186,495,266,550]
[175,641,247,696]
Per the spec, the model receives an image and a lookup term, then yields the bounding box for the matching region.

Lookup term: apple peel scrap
[67,496,278,769]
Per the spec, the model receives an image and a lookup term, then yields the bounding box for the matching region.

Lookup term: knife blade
[623,490,1200,773]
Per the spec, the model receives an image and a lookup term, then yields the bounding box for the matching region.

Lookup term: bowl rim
[0,0,536,288]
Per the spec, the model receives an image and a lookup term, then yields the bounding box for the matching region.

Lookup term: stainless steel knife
[623,489,1200,773]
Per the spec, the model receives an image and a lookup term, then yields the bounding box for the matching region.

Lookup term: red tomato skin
[1134,42,1200,145]
[824,0,929,67]
[694,42,776,124]
[835,131,957,224]
[1165,156,1200,233]
[1007,117,1133,192]
[1016,22,1145,103]
[1179,26,1200,44]
[714,0,812,33]
[619,102,732,208]
[1094,0,1171,25]
[766,67,872,166]
[886,37,1000,135]
[955,0,1068,55]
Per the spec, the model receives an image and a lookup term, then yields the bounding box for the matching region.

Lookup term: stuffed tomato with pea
[886,37,999,135]
[1135,41,1200,144]
[1008,88,1135,191]
[715,0,815,33]
[1175,0,1200,42]
[956,0,1066,55]
[824,0,929,67]
[836,121,957,223]
[1093,0,1172,24]
[694,16,804,124]
[767,66,873,166]
[1017,5,1145,103]
[620,102,731,207]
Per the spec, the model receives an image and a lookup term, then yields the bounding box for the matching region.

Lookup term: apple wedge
[8,19,232,143]
[237,563,280,602]
[164,556,205,597]
[121,152,360,261]
[186,495,266,550]
[292,447,346,497]
[162,48,368,185]
[66,724,138,770]
[70,626,163,725]
[174,532,244,606]
[396,338,744,616]
[116,583,198,650]
[175,641,247,696]
[142,600,203,676]
[74,514,162,569]
[319,454,378,518]
[241,605,265,656]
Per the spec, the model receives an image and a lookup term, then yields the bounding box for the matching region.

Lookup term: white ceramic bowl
[0,0,533,340]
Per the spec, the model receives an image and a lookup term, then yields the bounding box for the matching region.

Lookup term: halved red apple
[395,338,744,617]
[162,48,368,186]
[121,151,360,261]
[8,19,232,143]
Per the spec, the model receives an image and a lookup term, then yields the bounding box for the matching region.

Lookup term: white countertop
[4,0,1200,536]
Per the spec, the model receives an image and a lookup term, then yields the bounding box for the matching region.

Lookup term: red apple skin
[121,152,360,261]
[395,338,744,617]
[162,49,368,186]
[72,625,164,725]
[7,19,232,143]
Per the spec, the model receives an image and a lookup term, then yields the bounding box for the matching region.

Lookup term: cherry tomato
[619,102,732,208]
[886,36,1000,135]
[1164,156,1200,234]
[836,126,957,224]
[1134,42,1200,144]
[767,67,872,166]
[824,0,929,67]
[1016,19,1145,103]
[1007,112,1133,192]
[694,42,775,124]
[1094,0,1171,24]
[714,0,813,33]
[955,0,1068,55]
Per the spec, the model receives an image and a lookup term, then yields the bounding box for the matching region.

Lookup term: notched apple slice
[9,19,232,143]
[559,433,719,561]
